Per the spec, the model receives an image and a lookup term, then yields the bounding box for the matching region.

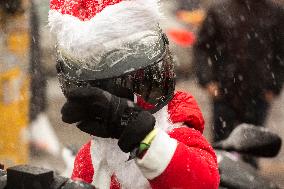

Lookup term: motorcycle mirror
[213,123,282,157]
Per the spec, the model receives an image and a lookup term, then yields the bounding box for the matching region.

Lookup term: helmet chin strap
[149,94,174,114]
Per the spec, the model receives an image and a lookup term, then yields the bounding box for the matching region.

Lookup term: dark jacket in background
[193,0,284,141]
[194,0,284,100]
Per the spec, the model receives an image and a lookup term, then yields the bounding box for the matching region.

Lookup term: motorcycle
[214,123,282,189]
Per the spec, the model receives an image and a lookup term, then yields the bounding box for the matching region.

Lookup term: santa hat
[49,0,168,80]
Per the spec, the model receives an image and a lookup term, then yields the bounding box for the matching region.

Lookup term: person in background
[193,0,284,167]
[49,0,220,188]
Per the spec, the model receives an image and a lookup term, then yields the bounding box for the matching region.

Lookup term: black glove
[61,87,155,152]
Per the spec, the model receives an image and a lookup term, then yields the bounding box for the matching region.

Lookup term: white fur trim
[135,129,178,179]
[153,105,183,131]
[153,105,172,131]
[90,137,150,188]
[49,0,161,59]
[90,139,112,189]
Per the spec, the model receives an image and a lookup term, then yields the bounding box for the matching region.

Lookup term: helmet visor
[57,48,175,111]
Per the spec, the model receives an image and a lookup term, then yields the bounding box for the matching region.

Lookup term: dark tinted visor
[57,53,175,107]
[57,49,175,107]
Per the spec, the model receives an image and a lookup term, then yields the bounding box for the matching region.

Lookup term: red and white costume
[48,1,220,188]
[71,91,220,189]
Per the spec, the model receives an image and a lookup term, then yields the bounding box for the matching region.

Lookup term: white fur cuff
[135,129,177,179]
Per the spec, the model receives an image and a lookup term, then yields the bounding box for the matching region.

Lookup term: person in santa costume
[49,0,220,188]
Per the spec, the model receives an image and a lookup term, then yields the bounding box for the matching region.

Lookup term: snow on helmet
[49,0,175,113]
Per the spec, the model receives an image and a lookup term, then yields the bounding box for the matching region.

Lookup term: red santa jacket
[71,91,220,189]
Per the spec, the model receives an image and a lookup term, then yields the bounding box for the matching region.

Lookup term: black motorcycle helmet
[56,29,175,113]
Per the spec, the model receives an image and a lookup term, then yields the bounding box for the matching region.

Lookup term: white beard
[90,105,175,189]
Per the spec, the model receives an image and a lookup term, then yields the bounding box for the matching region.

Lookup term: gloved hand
[61,87,156,152]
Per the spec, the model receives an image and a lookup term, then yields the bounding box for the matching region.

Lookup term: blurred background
[0,0,284,187]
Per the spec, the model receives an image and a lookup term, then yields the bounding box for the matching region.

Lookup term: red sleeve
[168,91,205,133]
[136,127,220,189]
[71,141,94,184]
